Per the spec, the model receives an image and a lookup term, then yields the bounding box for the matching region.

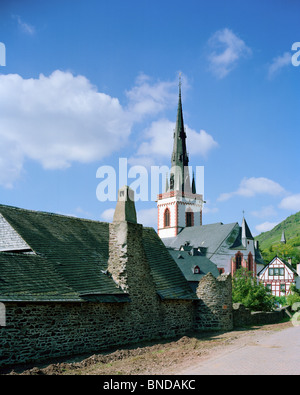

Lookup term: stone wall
[0,270,236,368]
[233,303,288,327]
[0,214,195,368]
[0,299,194,368]
[194,273,233,331]
[0,271,233,368]
[0,189,234,368]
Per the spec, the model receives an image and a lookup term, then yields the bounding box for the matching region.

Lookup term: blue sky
[0,0,299,236]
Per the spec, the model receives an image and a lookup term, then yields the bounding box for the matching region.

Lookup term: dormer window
[194,266,200,274]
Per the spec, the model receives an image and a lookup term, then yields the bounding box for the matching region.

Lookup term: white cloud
[137,208,157,228]
[268,52,291,79]
[100,207,157,228]
[202,200,219,215]
[0,71,131,186]
[125,74,178,120]
[207,28,252,78]
[12,15,35,35]
[75,207,92,218]
[255,221,279,234]
[130,119,218,166]
[279,194,300,211]
[218,177,285,201]
[0,139,24,189]
[251,205,277,218]
[100,208,115,222]
[0,71,180,187]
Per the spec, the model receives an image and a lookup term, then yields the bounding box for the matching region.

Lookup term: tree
[261,241,300,269]
[232,268,275,311]
[286,284,300,307]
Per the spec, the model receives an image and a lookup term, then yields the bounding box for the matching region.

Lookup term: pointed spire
[192,172,196,194]
[241,213,254,246]
[281,230,286,244]
[170,73,191,193]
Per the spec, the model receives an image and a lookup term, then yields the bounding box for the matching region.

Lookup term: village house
[258,256,300,297]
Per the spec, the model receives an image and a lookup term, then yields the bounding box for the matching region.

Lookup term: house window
[0,303,6,327]
[266,284,272,292]
[164,208,170,227]
[235,252,243,270]
[280,284,286,294]
[194,266,200,274]
[279,268,284,276]
[186,210,194,227]
[248,252,253,272]
[269,268,274,276]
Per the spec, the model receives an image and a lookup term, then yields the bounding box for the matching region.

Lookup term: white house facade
[258,256,300,297]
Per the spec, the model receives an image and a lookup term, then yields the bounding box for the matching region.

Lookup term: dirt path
[4,321,292,375]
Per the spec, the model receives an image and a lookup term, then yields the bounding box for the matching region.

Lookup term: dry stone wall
[0,299,195,368]
[232,303,288,327]
[0,218,195,368]
[0,207,235,368]
[195,273,233,331]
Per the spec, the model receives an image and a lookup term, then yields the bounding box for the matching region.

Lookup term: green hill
[255,211,300,267]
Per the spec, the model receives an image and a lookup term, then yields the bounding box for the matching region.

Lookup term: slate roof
[142,228,197,300]
[255,247,265,267]
[242,217,254,240]
[257,255,299,276]
[162,222,240,259]
[162,221,265,272]
[0,204,195,303]
[168,248,220,282]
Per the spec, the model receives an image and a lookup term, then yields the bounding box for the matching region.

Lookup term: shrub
[286,285,300,307]
[232,268,275,312]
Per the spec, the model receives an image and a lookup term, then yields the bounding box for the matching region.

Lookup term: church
[157,80,265,280]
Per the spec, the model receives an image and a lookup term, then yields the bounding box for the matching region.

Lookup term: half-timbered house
[258,256,300,297]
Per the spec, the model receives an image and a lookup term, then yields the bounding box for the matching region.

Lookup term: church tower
[157,77,204,238]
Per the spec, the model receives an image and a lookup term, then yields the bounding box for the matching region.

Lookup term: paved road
[180,324,300,375]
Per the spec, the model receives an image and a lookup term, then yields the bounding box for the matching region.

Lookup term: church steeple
[192,172,196,194]
[241,213,254,247]
[281,231,286,244]
[170,75,191,193]
[156,73,204,239]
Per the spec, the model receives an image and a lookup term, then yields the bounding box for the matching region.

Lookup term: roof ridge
[0,204,108,225]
